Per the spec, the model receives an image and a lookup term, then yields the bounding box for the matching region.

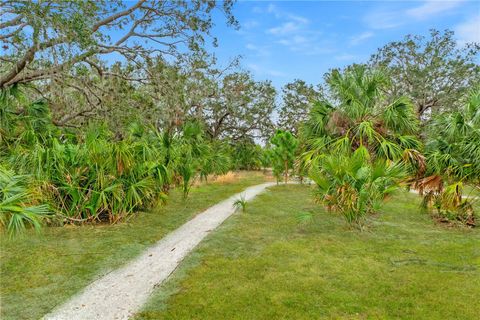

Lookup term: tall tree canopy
[370,29,480,119]
[143,61,277,142]
[200,72,276,142]
[0,0,236,88]
[277,79,321,136]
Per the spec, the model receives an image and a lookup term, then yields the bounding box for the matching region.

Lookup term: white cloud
[267,69,286,77]
[277,35,309,46]
[265,6,310,36]
[305,47,337,56]
[335,53,361,61]
[247,63,285,77]
[289,15,309,24]
[364,9,404,29]
[350,31,374,45]
[364,0,465,30]
[406,0,464,20]
[267,22,301,35]
[243,20,259,29]
[263,5,314,52]
[267,3,277,14]
[455,14,480,45]
[245,43,270,57]
[277,35,335,56]
[252,6,263,14]
[260,3,309,23]
[248,63,260,73]
[251,3,325,56]
[291,35,308,45]
[262,3,282,19]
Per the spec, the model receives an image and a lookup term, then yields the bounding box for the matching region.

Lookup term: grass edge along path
[136,184,480,320]
[44,182,277,320]
[0,171,270,320]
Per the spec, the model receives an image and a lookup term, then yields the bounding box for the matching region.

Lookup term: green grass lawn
[136,185,480,320]
[464,184,480,198]
[0,172,269,320]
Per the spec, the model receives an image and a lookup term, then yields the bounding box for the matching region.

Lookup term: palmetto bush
[301,65,421,225]
[2,89,235,228]
[309,147,405,226]
[9,124,169,223]
[417,87,480,226]
[173,121,221,198]
[0,166,50,236]
[419,181,476,226]
[199,142,232,182]
[7,123,233,225]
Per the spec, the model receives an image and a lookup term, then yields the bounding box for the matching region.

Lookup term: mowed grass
[0,171,270,320]
[464,184,480,198]
[137,185,480,320]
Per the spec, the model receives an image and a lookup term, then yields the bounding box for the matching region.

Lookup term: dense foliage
[270,130,298,183]
[309,148,405,226]
[278,80,322,136]
[0,0,237,89]
[300,65,421,225]
[371,29,480,119]
[301,63,478,227]
[0,87,271,234]
[0,1,275,235]
[0,166,50,236]
[415,88,480,225]
[1,1,478,233]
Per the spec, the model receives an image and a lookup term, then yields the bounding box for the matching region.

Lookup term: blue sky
[208,0,480,89]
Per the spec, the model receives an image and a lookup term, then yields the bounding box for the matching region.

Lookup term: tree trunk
[284,160,288,184]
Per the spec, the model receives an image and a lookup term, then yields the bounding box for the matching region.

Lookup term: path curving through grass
[44,182,277,320]
[136,185,480,320]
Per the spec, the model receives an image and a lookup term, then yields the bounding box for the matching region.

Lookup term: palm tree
[300,65,421,225]
[301,65,421,165]
[417,87,480,226]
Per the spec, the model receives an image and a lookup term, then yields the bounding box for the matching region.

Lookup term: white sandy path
[44,182,278,320]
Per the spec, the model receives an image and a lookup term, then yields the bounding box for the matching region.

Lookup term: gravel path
[44,182,277,320]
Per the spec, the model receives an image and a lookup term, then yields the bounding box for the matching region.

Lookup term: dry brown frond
[327,110,350,136]
[414,174,443,195]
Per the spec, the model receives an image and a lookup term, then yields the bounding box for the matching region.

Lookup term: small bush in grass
[308,147,406,228]
[233,195,247,212]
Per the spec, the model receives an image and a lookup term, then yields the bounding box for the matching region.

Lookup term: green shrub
[309,147,405,226]
[0,166,50,236]
[2,90,235,226]
[232,139,262,170]
[270,130,298,183]
[300,65,419,226]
